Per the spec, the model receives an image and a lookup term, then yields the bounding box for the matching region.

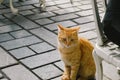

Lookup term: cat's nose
[66,43,70,46]
[66,45,70,48]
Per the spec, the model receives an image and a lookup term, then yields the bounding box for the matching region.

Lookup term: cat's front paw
[61,74,70,80]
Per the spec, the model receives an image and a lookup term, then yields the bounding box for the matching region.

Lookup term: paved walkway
[0,0,110,80]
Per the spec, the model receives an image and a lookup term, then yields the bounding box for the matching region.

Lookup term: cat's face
[57,24,80,48]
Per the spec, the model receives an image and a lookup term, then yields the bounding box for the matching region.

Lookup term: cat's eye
[71,39,74,41]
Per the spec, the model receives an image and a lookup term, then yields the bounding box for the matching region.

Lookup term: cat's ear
[75,26,80,32]
[72,26,80,36]
[57,24,65,32]
[72,31,78,36]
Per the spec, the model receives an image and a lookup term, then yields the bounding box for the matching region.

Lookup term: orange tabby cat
[57,24,96,80]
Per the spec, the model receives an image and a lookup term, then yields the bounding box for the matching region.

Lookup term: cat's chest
[61,54,73,65]
[60,51,81,66]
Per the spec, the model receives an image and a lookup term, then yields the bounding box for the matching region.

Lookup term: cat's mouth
[61,43,71,48]
[64,44,77,48]
[65,45,71,48]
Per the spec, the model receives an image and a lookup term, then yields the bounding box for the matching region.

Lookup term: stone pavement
[0,0,111,80]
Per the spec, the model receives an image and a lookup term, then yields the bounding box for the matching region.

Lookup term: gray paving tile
[58,3,76,8]
[45,1,56,6]
[17,5,35,11]
[31,3,38,7]
[20,0,39,5]
[51,14,78,21]
[4,14,40,29]
[80,0,91,5]
[29,42,55,53]
[103,61,116,80]
[78,4,92,10]
[79,22,95,32]
[20,50,60,68]
[0,5,6,9]
[51,76,61,80]
[0,9,11,14]
[0,15,5,20]
[0,72,3,78]
[74,15,94,24]
[103,76,111,80]
[2,64,40,80]
[19,10,34,15]
[31,8,41,13]
[44,20,77,31]
[0,47,17,68]
[79,31,97,40]
[54,61,64,71]
[76,9,93,16]
[71,1,82,6]
[7,2,21,7]
[0,19,13,26]
[27,12,56,20]
[30,28,57,46]
[9,47,36,59]
[10,30,32,38]
[53,7,80,15]
[53,0,69,4]
[0,33,14,42]
[33,64,62,79]
[46,6,59,11]
[35,18,54,25]
[0,36,42,50]
[0,78,8,80]
[0,24,22,33]
[3,0,17,3]
[23,0,33,5]
[33,0,56,8]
